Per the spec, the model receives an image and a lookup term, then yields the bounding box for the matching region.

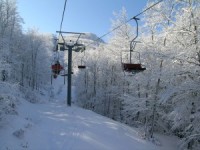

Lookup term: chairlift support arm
[130,17,140,51]
[129,17,140,63]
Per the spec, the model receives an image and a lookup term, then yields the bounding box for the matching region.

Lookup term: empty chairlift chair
[121,17,146,74]
[78,57,86,69]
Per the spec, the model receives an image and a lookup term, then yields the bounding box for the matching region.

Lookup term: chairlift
[51,60,66,85]
[51,51,64,77]
[78,51,86,69]
[121,51,146,72]
[78,58,86,69]
[51,60,64,75]
[121,17,146,74]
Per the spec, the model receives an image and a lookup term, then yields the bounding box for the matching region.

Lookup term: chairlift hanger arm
[132,17,139,41]
[75,34,81,44]
[130,17,140,51]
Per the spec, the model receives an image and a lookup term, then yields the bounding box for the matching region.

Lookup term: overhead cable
[72,0,164,62]
[59,0,68,43]
[84,0,164,48]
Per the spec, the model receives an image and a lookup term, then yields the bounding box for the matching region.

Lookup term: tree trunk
[150,60,163,138]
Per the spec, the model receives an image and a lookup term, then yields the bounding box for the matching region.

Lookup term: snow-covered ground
[0,76,180,150]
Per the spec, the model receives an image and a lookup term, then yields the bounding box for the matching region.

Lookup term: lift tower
[56,31,85,106]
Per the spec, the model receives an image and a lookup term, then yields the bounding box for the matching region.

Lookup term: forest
[0,0,200,149]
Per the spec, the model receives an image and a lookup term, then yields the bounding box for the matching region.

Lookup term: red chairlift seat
[51,63,64,75]
[78,65,86,69]
[122,63,146,72]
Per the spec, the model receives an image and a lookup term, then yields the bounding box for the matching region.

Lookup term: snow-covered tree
[74,1,200,149]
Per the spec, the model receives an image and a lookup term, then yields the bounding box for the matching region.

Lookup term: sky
[17,0,148,38]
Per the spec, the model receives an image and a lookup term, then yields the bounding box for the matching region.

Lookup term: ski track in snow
[0,101,179,150]
[0,76,179,150]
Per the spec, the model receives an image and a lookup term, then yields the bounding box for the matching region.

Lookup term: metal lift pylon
[56,31,86,106]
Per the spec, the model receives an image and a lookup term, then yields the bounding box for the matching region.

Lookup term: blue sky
[17,0,148,38]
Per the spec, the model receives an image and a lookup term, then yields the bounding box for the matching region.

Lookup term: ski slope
[0,76,179,150]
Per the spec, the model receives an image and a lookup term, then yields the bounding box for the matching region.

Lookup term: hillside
[61,32,104,48]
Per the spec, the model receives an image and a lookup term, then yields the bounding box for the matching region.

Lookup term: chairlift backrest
[51,61,64,75]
